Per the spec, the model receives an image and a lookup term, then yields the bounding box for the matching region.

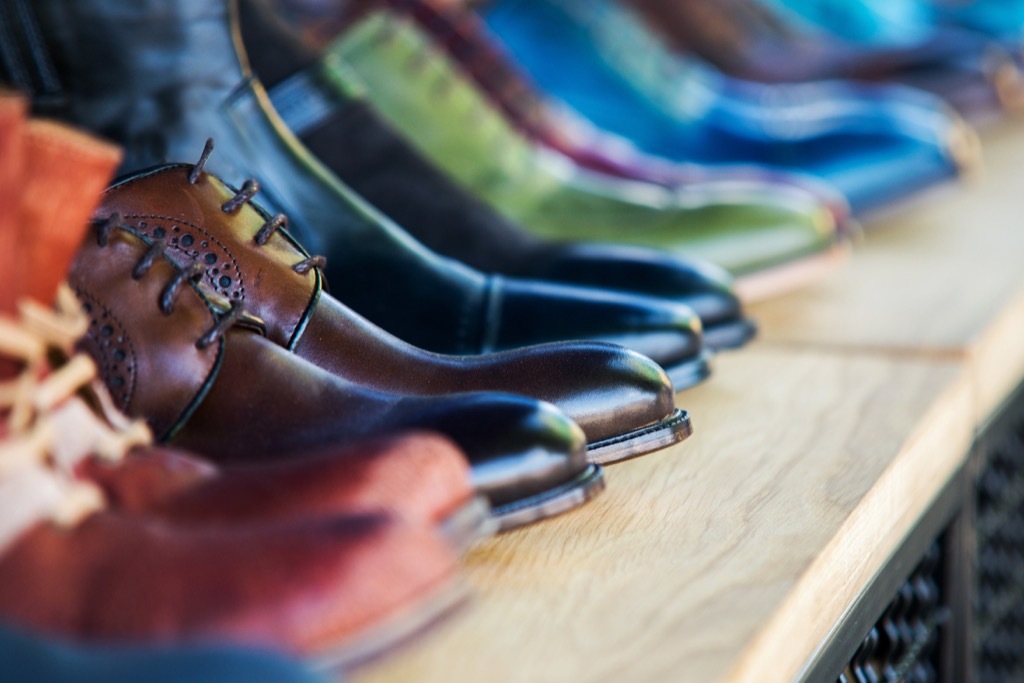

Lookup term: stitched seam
[122,214,247,304]
[104,163,192,195]
[72,286,139,413]
[160,336,225,443]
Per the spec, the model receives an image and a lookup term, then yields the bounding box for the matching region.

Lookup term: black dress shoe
[10,0,711,387]
[68,224,603,530]
[239,0,756,352]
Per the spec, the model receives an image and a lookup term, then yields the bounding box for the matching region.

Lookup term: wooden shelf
[357,121,1024,683]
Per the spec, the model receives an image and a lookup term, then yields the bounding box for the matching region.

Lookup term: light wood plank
[357,348,966,683]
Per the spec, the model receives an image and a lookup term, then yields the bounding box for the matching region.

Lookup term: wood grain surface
[358,350,967,683]
[355,124,1024,683]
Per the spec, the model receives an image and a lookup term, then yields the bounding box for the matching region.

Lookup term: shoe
[240,0,755,352]
[11,0,710,385]
[98,153,695,460]
[888,48,1024,123]
[0,624,326,683]
[0,508,462,670]
[14,277,486,547]
[275,0,848,298]
[747,0,1024,122]
[0,110,469,667]
[623,0,990,82]
[82,434,490,548]
[479,0,979,214]
[68,224,602,529]
[754,0,932,46]
[303,0,848,229]
[933,0,1024,40]
[0,293,464,669]
[532,101,857,228]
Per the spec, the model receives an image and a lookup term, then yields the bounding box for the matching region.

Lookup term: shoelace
[0,286,153,534]
[91,218,251,350]
[188,138,328,275]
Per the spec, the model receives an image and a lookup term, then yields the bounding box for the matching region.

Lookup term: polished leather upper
[85,433,474,528]
[69,231,224,441]
[482,0,970,214]
[314,5,842,275]
[66,226,590,509]
[97,163,689,443]
[19,0,706,375]
[0,511,458,657]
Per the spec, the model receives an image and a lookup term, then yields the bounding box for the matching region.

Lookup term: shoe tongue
[0,96,27,323]
[16,121,121,310]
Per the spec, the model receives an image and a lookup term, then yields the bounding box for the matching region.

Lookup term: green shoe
[322,8,845,293]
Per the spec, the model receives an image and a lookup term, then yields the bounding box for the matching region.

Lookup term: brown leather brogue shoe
[96,151,692,465]
[68,225,601,530]
[1,110,483,541]
[0,286,465,668]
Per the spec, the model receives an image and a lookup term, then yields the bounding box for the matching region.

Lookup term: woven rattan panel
[837,539,947,683]
[974,412,1024,683]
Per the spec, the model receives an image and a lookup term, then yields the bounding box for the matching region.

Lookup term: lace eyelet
[222,179,259,214]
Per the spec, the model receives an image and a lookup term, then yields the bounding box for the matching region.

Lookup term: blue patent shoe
[483,0,979,214]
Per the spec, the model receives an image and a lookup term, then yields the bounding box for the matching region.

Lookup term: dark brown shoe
[68,225,602,529]
[96,154,692,465]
